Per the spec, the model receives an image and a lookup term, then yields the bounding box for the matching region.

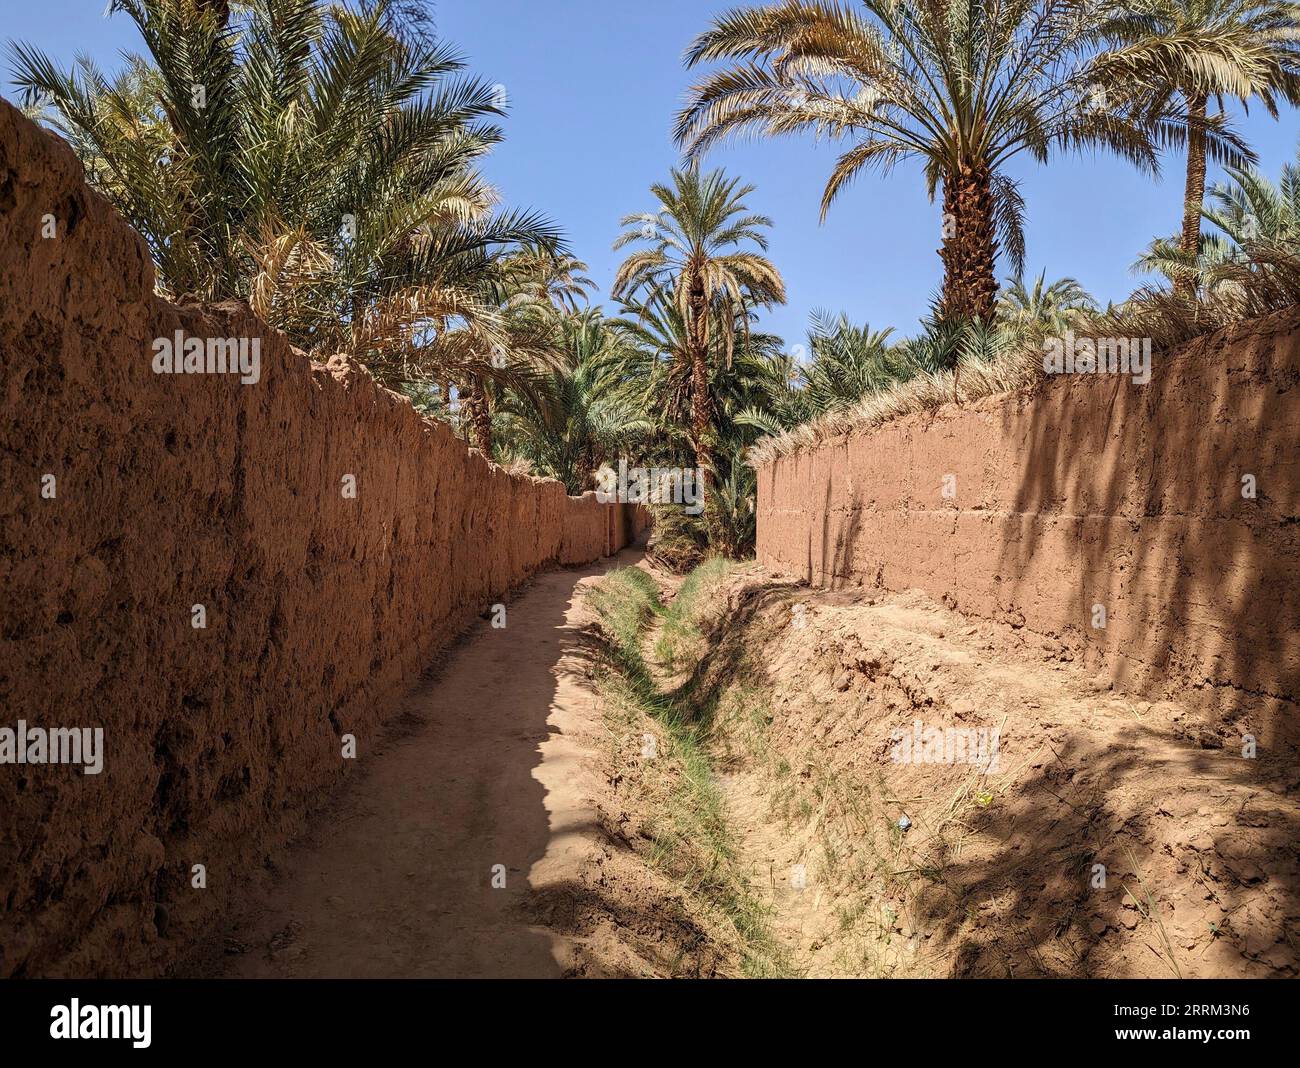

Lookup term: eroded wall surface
[0,101,644,976]
[757,310,1300,725]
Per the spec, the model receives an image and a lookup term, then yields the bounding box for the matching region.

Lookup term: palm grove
[14,0,1300,564]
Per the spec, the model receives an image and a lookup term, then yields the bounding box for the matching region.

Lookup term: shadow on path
[184,551,643,978]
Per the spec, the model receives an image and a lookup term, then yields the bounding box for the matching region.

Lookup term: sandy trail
[190,551,640,978]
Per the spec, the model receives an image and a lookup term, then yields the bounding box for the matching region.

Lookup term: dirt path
[190,551,642,978]
[180,552,1296,980]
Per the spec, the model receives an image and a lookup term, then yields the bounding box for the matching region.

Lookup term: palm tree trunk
[688,284,714,489]
[463,376,493,455]
[575,444,597,494]
[690,347,713,483]
[1177,93,1209,299]
[939,158,999,322]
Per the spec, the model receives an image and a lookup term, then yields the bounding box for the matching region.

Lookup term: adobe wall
[0,100,645,976]
[757,309,1300,726]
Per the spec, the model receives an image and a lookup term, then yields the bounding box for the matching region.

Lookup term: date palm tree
[1203,153,1300,251]
[1095,0,1300,296]
[9,0,562,389]
[997,270,1098,330]
[454,250,595,455]
[612,166,785,486]
[675,0,1164,322]
[617,289,784,556]
[800,310,902,411]
[495,310,650,493]
[1135,144,1300,298]
[502,248,598,315]
[613,289,701,467]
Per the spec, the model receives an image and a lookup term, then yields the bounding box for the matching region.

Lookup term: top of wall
[0,97,583,506]
[752,307,1300,470]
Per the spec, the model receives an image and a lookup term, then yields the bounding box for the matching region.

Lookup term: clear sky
[6,0,1299,350]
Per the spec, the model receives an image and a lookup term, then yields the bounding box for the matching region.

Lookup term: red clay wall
[757,310,1300,727]
[0,101,645,976]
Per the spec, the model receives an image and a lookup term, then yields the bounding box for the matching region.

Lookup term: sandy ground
[188,550,649,978]
[182,554,1298,980]
[685,567,1300,978]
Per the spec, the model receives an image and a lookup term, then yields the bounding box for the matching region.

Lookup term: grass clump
[587,561,789,977]
[652,557,734,673]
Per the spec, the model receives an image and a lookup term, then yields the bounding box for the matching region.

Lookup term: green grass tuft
[588,561,791,978]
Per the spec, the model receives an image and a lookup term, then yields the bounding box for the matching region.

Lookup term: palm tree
[495,310,650,493]
[801,310,902,410]
[502,248,598,314]
[615,290,784,557]
[612,166,785,486]
[614,289,703,464]
[998,271,1099,331]
[454,249,594,456]
[615,288,784,457]
[1135,144,1300,296]
[451,305,555,457]
[1095,0,1300,296]
[1204,154,1300,250]
[675,0,1165,322]
[730,344,815,439]
[736,309,912,431]
[9,0,562,389]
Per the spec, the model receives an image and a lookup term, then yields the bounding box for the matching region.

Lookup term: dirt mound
[676,566,1299,977]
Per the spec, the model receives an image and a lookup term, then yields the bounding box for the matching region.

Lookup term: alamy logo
[50,999,151,1048]
[890,719,1001,772]
[1043,330,1151,385]
[0,721,103,775]
[151,330,262,384]
[595,459,704,515]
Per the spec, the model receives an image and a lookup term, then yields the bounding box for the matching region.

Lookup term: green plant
[588,564,789,977]
[10,0,562,391]
[707,449,758,558]
[494,310,651,492]
[676,0,1163,320]
[613,166,786,486]
[997,271,1099,332]
[1095,0,1300,295]
[1135,144,1300,300]
[646,504,709,575]
[653,557,735,671]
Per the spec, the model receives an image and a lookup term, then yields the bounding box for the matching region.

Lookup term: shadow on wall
[757,306,1299,739]
[981,315,1300,976]
[827,479,866,593]
[997,311,1300,741]
[751,312,1300,973]
[0,97,647,979]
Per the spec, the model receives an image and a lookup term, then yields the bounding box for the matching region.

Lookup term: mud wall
[757,310,1300,723]
[0,101,645,976]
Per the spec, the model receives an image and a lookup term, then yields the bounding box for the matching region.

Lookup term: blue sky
[6,0,1299,350]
